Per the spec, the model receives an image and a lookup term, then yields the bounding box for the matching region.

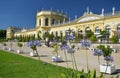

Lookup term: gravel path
[0,42,120,78]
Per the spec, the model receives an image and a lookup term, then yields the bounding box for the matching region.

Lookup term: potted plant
[52,44,63,62]
[3,42,7,50]
[8,41,13,51]
[81,39,91,72]
[17,42,23,53]
[97,45,115,74]
[93,48,103,65]
[27,40,41,60]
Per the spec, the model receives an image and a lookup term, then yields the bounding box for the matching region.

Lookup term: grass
[0,50,70,78]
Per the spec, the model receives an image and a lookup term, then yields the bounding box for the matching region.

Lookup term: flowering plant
[93,49,103,56]
[27,40,41,59]
[60,39,77,70]
[60,41,76,53]
[97,45,114,66]
[27,40,41,51]
[104,56,114,66]
[80,39,91,72]
[81,39,91,48]
[66,32,75,41]
[93,48,103,64]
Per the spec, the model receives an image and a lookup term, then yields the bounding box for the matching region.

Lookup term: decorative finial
[112,7,115,15]
[101,8,104,16]
[57,9,59,12]
[61,10,63,13]
[90,11,93,14]
[63,18,65,23]
[50,8,52,11]
[87,6,89,14]
[42,8,44,11]
[69,18,71,23]
[37,9,39,13]
[75,15,77,20]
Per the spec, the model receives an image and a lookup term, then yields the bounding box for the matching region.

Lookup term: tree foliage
[97,45,112,57]
[0,30,6,39]
[85,30,94,39]
[90,35,97,42]
[110,35,119,43]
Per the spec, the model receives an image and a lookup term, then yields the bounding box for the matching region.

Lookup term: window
[45,18,49,26]
[52,19,55,25]
[95,27,100,33]
[105,26,110,32]
[56,31,58,37]
[117,25,120,31]
[39,19,41,26]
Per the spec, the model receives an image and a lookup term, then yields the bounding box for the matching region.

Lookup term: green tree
[90,35,97,43]
[49,33,54,41]
[85,30,94,39]
[110,35,119,43]
[100,30,109,38]
[0,30,6,39]
[97,45,112,57]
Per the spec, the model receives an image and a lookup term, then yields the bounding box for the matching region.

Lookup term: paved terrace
[0,42,120,78]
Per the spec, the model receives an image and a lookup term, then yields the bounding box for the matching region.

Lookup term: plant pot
[100,64,115,74]
[17,50,23,53]
[8,48,12,51]
[52,56,63,62]
[30,52,37,57]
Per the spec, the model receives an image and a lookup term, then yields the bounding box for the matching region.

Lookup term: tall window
[95,27,100,33]
[117,24,120,38]
[45,18,49,26]
[105,26,110,32]
[117,25,120,31]
[85,27,91,32]
[39,19,41,26]
[52,19,55,25]
[105,26,110,41]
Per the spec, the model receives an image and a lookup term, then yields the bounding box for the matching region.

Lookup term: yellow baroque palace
[6,7,120,41]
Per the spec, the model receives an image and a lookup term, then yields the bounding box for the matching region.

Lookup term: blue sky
[0,0,120,29]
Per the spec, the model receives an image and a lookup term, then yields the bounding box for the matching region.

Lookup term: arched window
[95,27,100,33]
[78,29,82,37]
[60,20,62,23]
[45,18,49,26]
[85,27,91,32]
[39,19,41,26]
[117,24,120,31]
[105,26,110,32]
[52,19,55,25]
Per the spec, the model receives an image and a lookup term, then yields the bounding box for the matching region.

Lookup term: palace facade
[7,7,120,41]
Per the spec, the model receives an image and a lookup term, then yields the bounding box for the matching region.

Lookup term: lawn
[0,50,69,78]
